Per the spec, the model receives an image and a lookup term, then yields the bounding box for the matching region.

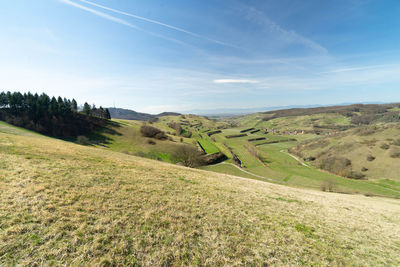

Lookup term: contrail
[77,0,239,49]
[58,0,190,46]
[58,0,139,29]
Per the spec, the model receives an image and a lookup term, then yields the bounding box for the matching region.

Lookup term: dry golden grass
[0,128,400,266]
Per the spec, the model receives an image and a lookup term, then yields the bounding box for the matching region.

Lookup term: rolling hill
[229,103,400,186]
[290,123,400,181]
[107,107,155,121]
[107,107,181,121]
[73,111,400,198]
[235,103,400,134]
[0,121,399,265]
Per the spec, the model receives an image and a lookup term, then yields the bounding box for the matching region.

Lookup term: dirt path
[280,150,309,167]
[215,162,286,184]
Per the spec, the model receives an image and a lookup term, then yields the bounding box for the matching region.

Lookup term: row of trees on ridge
[0,91,111,137]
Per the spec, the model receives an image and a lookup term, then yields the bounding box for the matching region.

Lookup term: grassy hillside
[88,119,186,163]
[234,103,400,134]
[201,127,400,198]
[76,115,400,198]
[222,104,400,196]
[86,115,231,162]
[0,121,399,265]
[290,124,400,181]
[235,112,351,133]
[107,107,155,121]
[153,114,231,133]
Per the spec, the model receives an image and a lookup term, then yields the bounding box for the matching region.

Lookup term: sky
[1,0,400,114]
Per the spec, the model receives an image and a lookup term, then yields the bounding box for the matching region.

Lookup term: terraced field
[201,127,400,198]
[83,114,400,198]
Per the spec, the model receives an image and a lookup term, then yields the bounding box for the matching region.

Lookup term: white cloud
[320,64,392,74]
[2,62,400,113]
[213,79,259,84]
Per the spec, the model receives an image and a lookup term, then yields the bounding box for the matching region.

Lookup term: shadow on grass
[83,120,123,147]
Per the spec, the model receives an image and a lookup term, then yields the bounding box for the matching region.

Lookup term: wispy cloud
[243,6,327,54]
[213,79,259,84]
[320,64,392,74]
[76,0,239,49]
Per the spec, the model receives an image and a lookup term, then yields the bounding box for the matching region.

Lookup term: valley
[0,120,399,265]
[89,104,400,198]
[3,1,400,265]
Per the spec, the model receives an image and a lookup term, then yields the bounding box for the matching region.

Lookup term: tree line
[0,91,111,137]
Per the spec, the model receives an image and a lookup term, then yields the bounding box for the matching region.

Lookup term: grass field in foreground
[0,122,400,265]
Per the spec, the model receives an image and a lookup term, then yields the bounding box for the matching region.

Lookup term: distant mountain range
[183,105,321,116]
[109,102,388,120]
[183,102,387,116]
[107,108,180,121]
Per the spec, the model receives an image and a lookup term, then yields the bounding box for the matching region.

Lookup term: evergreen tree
[83,102,91,116]
[50,97,59,116]
[0,92,7,107]
[71,99,78,112]
[105,108,111,119]
[0,91,111,137]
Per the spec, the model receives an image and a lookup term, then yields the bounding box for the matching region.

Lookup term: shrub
[240,128,255,133]
[361,139,377,147]
[167,122,183,135]
[361,167,368,172]
[392,138,400,146]
[183,130,192,138]
[348,171,366,180]
[319,159,365,179]
[389,148,400,158]
[366,155,376,161]
[321,179,336,192]
[380,143,390,150]
[319,156,352,177]
[305,139,330,150]
[354,127,375,136]
[351,114,376,125]
[134,151,146,157]
[226,134,247,139]
[172,145,205,168]
[140,125,167,140]
[248,137,266,142]
[318,154,367,179]
[76,135,90,145]
[147,139,156,145]
[207,130,221,136]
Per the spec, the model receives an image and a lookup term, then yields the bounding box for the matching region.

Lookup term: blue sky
[1,0,400,113]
